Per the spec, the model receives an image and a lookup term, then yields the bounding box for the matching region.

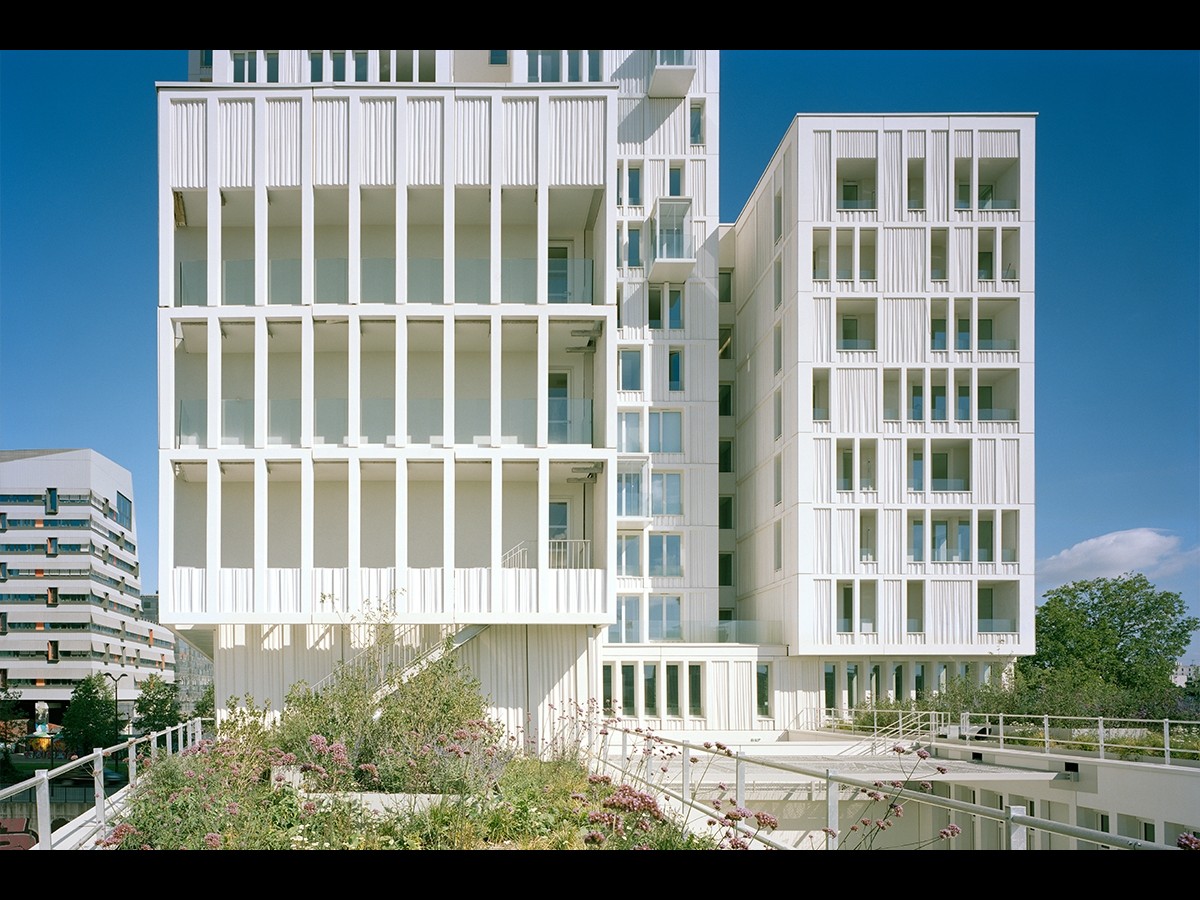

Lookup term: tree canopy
[134,675,182,734]
[61,675,116,754]
[1017,572,1199,716]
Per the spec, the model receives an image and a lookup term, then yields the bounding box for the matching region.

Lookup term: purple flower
[754,811,779,830]
[821,826,838,837]
[225,802,240,816]
[916,748,930,760]
[583,830,606,846]
[891,743,906,754]
[939,823,963,839]
[936,765,948,774]
[1177,832,1200,850]
[203,832,222,849]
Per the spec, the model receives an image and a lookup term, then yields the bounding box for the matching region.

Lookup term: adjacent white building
[156,51,1033,739]
[0,449,173,719]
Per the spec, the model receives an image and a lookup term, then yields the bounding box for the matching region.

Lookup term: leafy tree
[1017,573,1199,715]
[61,675,116,754]
[0,686,23,741]
[134,675,182,734]
[194,682,215,721]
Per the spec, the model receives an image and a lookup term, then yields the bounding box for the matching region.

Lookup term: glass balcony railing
[932,334,947,350]
[836,268,853,279]
[223,259,254,305]
[813,407,830,421]
[548,398,593,445]
[656,50,694,67]
[979,338,1017,351]
[837,198,876,210]
[837,618,852,633]
[977,548,994,562]
[408,258,444,303]
[909,403,923,421]
[859,477,875,490]
[315,258,348,303]
[837,477,852,491]
[813,266,830,280]
[932,550,970,563]
[500,398,536,445]
[979,199,1018,210]
[837,339,875,350]
[501,259,536,304]
[979,617,1017,633]
[931,478,969,491]
[270,258,301,304]
[549,258,594,303]
[884,407,900,421]
[406,398,443,444]
[978,267,994,280]
[978,407,1016,421]
[222,399,254,446]
[361,397,395,444]
[176,398,206,447]
[314,397,348,444]
[268,398,300,445]
[456,258,490,304]
[1001,548,1018,562]
[177,260,207,306]
[931,267,947,280]
[651,230,693,263]
[361,258,395,303]
[908,548,923,562]
[906,619,924,633]
[859,267,876,280]
[455,398,491,444]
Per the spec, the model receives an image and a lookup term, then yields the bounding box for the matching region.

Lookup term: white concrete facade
[730,116,1036,725]
[0,449,173,713]
[157,53,1033,739]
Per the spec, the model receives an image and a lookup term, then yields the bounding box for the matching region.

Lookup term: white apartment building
[156,51,1033,739]
[0,449,173,719]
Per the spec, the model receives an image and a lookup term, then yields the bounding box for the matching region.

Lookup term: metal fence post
[1163,719,1171,766]
[1098,717,1105,760]
[128,742,137,784]
[735,751,746,811]
[825,769,839,849]
[999,714,1005,748]
[92,747,106,828]
[1043,714,1050,753]
[1005,805,1027,849]
[34,769,52,850]
[681,742,691,803]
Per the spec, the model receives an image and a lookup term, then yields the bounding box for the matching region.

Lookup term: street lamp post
[102,672,130,745]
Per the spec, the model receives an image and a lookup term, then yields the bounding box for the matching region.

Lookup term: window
[774,454,783,506]
[47,640,60,664]
[718,327,733,360]
[756,663,771,716]
[0,612,6,636]
[718,440,733,473]
[773,190,783,243]
[666,664,681,716]
[668,349,684,392]
[690,102,704,145]
[773,324,782,373]
[718,495,734,530]
[718,270,732,304]
[616,533,641,575]
[46,537,58,557]
[354,51,369,82]
[602,665,614,713]
[774,259,783,309]
[232,51,256,84]
[667,288,683,329]
[567,50,584,82]
[47,587,59,607]
[621,663,636,714]
[310,51,323,82]
[619,349,642,391]
[841,182,859,209]
[773,389,783,439]
[669,165,683,197]
[266,52,279,83]
[649,411,682,453]
[588,50,602,82]
[116,492,133,530]
[931,318,947,351]
[609,595,641,645]
[649,594,682,640]
[649,534,682,577]
[773,520,782,571]
[718,552,733,587]
[331,51,346,82]
[689,664,703,715]
[644,664,658,716]
[627,227,641,267]
[627,165,642,206]
[618,411,642,452]
[956,317,971,350]
[956,385,971,421]
[719,383,734,417]
[489,50,509,65]
[651,473,682,515]
[617,471,643,517]
[45,488,58,515]
[528,50,561,83]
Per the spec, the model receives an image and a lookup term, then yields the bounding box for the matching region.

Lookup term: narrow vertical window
[669,165,683,197]
[310,51,323,82]
[666,664,681,716]
[489,50,509,66]
[668,349,683,392]
[644,664,658,716]
[690,102,704,146]
[354,51,369,82]
[773,190,783,243]
[628,166,642,206]
[756,663,771,716]
[266,52,279,83]
[689,664,702,716]
[627,227,641,267]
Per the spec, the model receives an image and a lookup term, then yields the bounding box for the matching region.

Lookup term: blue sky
[2,50,1197,661]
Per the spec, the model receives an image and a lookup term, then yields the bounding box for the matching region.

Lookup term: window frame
[648,533,683,578]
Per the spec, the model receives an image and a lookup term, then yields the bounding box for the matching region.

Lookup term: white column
[206,97,221,307]
[348,460,362,612]
[159,454,175,613]
[348,96,362,305]
[157,309,174,450]
[207,317,222,450]
[443,459,455,615]
[395,96,408,305]
[301,315,314,447]
[536,95,549,305]
[254,317,268,449]
[254,95,268,306]
[347,314,361,446]
[395,316,408,445]
[442,315,455,447]
[395,459,407,609]
[300,93,314,306]
[490,312,502,446]
[254,457,268,614]
[489,96,503,305]
[537,457,549,613]
[300,455,314,614]
[536,314,548,448]
[205,457,221,613]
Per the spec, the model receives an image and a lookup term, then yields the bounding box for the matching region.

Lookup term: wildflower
[225,802,240,816]
[916,748,930,760]
[861,818,872,827]
[203,832,222,849]
[936,765,948,774]
[754,811,779,830]
[690,756,699,764]
[308,734,328,753]
[939,823,962,840]
[717,781,727,791]
[889,803,904,817]
[821,826,838,837]
[920,781,933,791]
[703,741,714,749]
[302,801,317,815]
[583,830,607,846]
[891,743,906,754]
[1177,832,1200,850]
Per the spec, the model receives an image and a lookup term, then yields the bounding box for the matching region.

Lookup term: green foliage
[134,675,182,735]
[1018,573,1199,717]
[61,674,116,753]
[194,683,215,721]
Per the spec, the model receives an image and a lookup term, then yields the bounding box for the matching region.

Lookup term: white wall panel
[644,99,686,156]
[881,438,903,505]
[813,579,832,643]
[313,98,348,186]
[1000,438,1020,504]
[954,130,973,159]
[549,97,604,185]
[455,97,490,186]
[882,508,903,572]
[814,439,831,504]
[814,507,831,575]
[266,99,301,187]
[612,49,651,96]
[835,508,855,572]
[407,97,443,186]
[880,579,902,641]
[219,100,254,189]
[813,132,831,221]
[930,131,948,217]
[502,98,536,186]
[360,98,396,187]
[976,438,996,504]
[883,228,926,295]
[170,100,206,189]
[881,131,902,220]
[837,131,877,158]
[881,296,926,363]
[813,296,831,362]
[907,130,926,157]
[835,369,877,433]
[931,579,972,644]
[979,130,1019,158]
[952,227,973,292]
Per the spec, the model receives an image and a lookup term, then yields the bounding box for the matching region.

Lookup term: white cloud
[1038,528,1200,589]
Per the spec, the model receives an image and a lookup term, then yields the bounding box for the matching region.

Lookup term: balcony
[978,407,1017,421]
[647,200,695,282]
[648,50,696,97]
[548,398,594,445]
